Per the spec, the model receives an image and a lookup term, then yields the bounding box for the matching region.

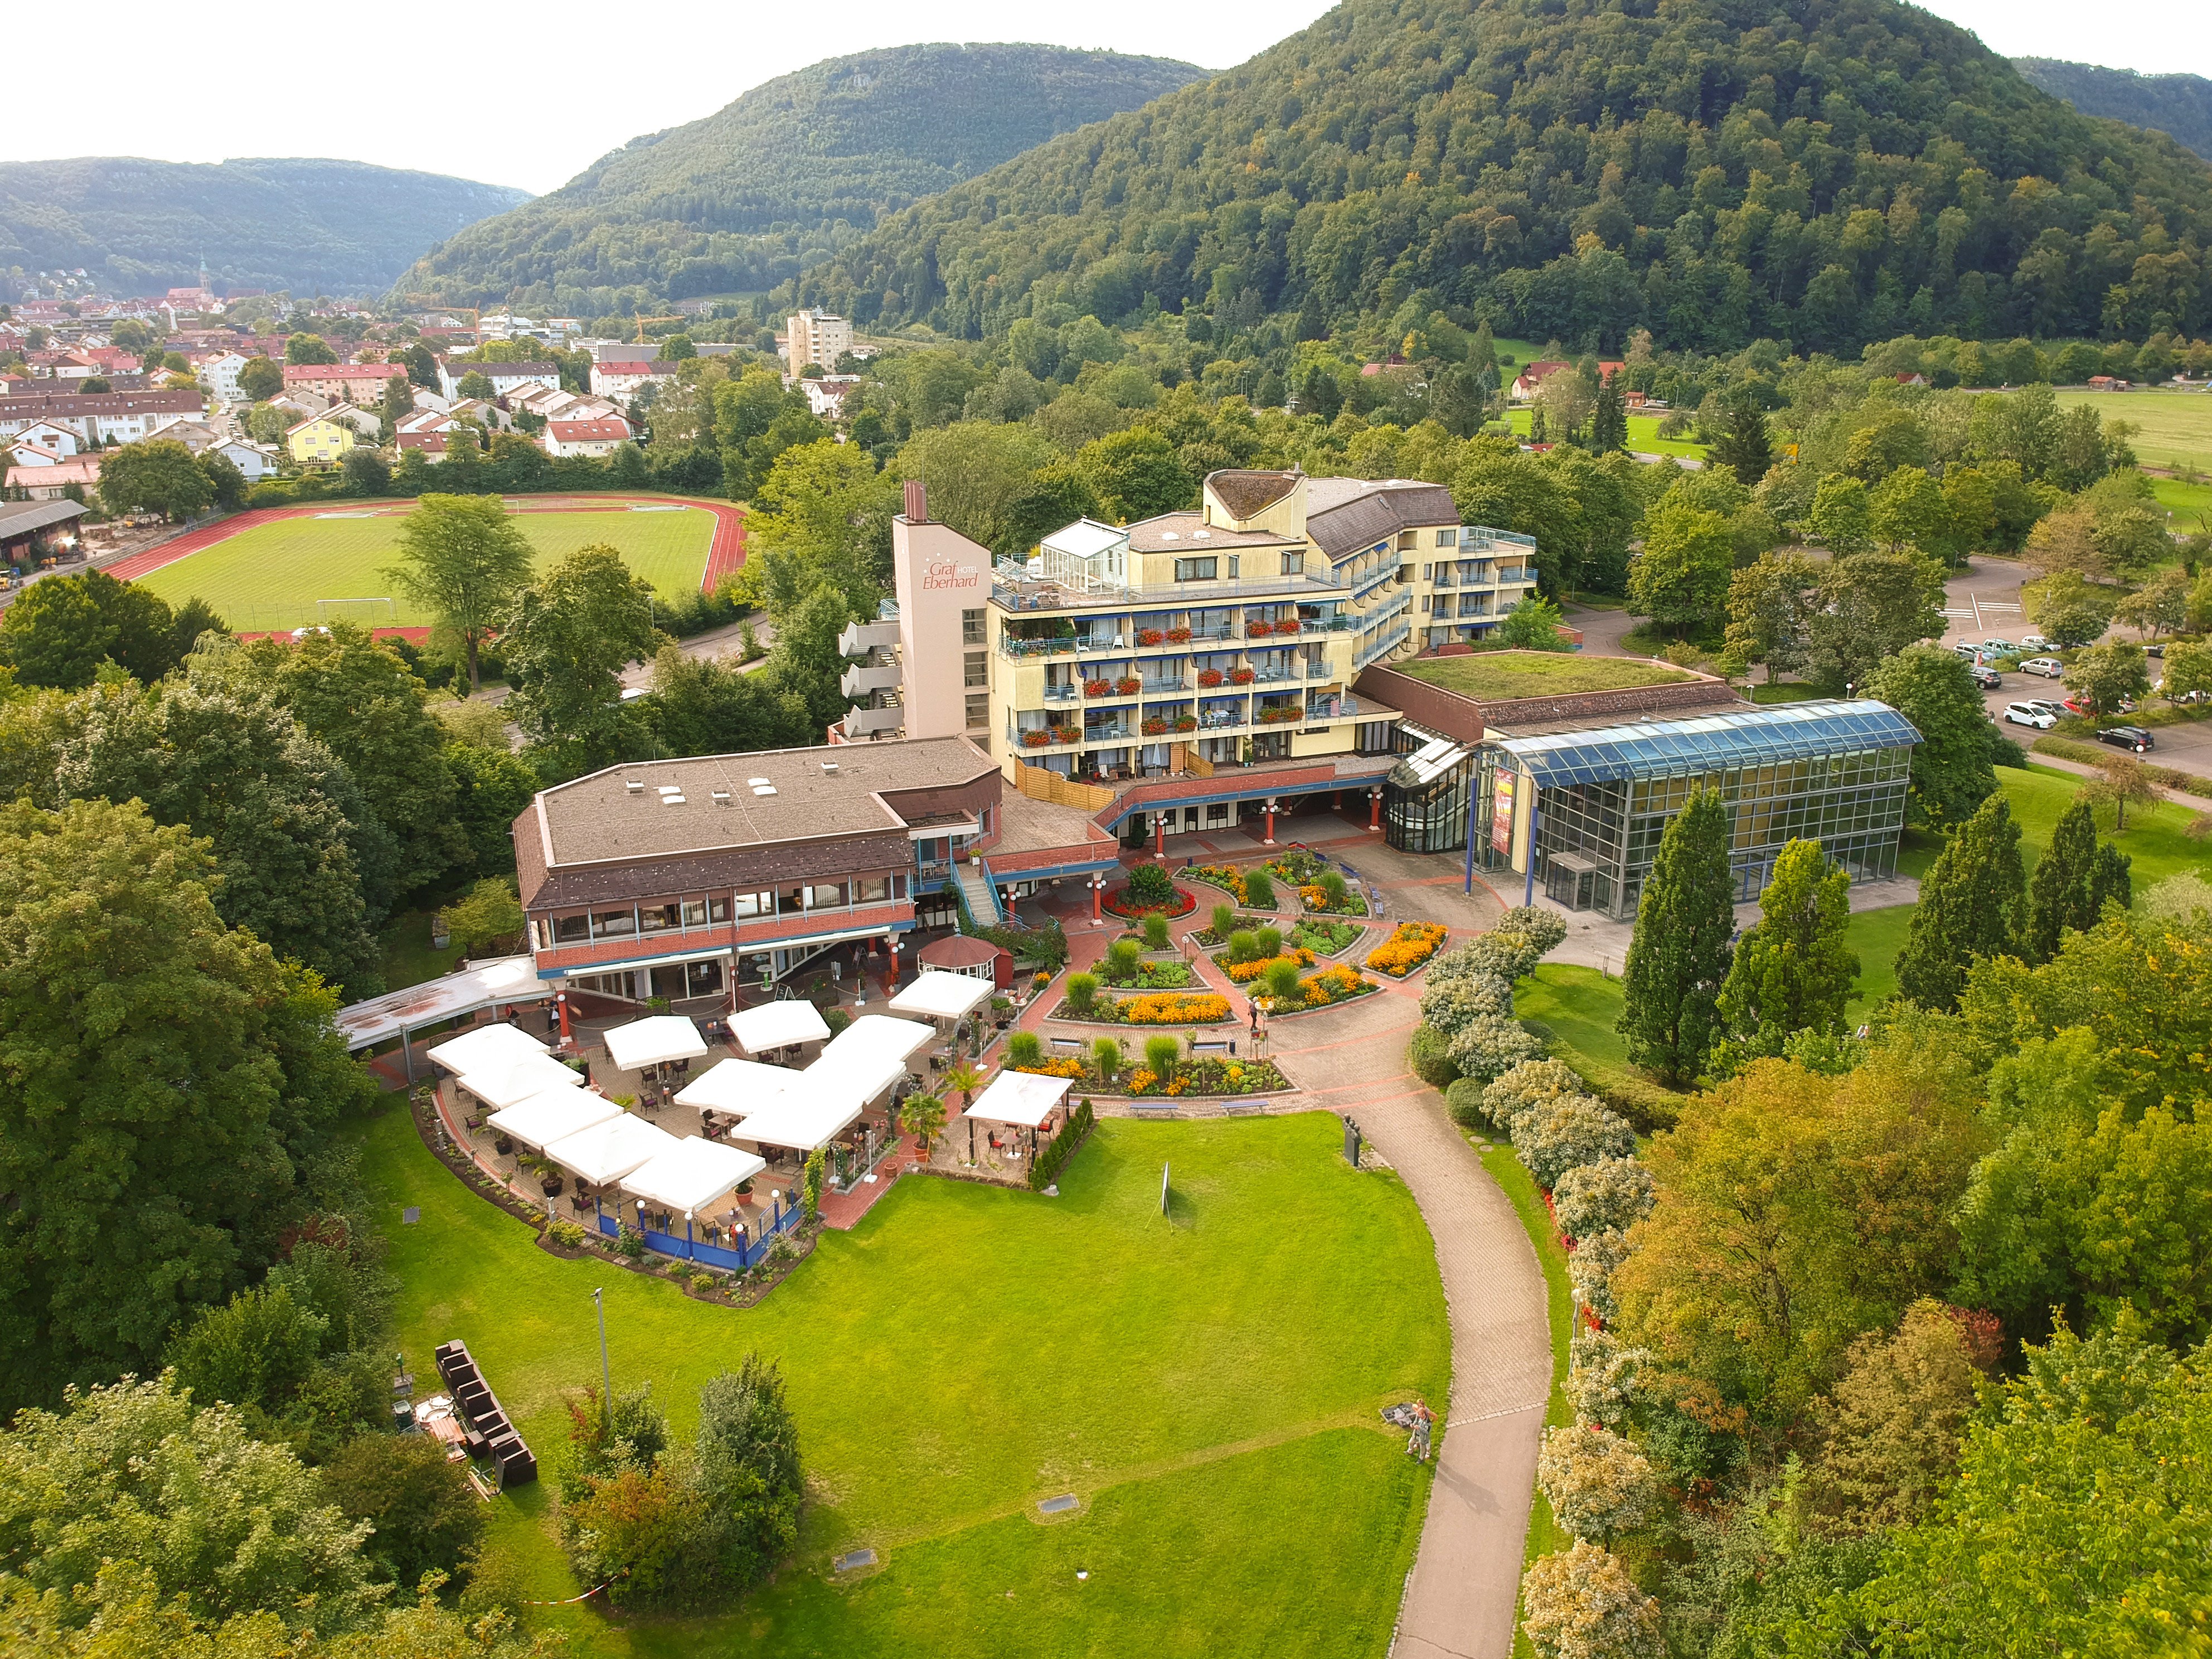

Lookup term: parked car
[2019,656,2067,677]
[2020,633,2054,652]
[2025,698,2068,719]
[1981,637,2016,654]
[1951,642,1982,660]
[2063,695,2093,716]
[2097,725,2156,753]
[2004,702,2058,729]
[1968,664,2002,690]
[2145,642,2165,658]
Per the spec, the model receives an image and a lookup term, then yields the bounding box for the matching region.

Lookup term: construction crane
[633,316,685,345]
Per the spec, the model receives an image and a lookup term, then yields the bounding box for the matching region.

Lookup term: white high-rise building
[784,309,852,376]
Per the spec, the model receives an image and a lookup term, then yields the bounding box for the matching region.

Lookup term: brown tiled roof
[0,390,203,419]
[1305,479,1459,561]
[521,831,914,912]
[1206,468,1301,520]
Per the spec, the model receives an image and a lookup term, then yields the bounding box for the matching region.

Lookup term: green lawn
[1397,653,1694,700]
[1748,681,1825,704]
[2054,389,2212,474]
[1500,407,1707,459]
[2150,476,2212,527]
[379,906,467,992]
[2000,763,2211,890]
[359,1105,1447,1657]
[136,506,715,631]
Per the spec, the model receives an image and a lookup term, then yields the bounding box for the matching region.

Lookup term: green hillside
[799,0,2212,356]
[2014,59,2212,162]
[392,44,1205,315]
[0,157,529,296]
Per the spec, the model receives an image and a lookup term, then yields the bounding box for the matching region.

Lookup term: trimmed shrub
[1007,1031,1044,1069]
[1066,972,1098,1013]
[1565,1328,1651,1430]
[1552,1157,1656,1243]
[1567,1227,1632,1323]
[1143,1035,1181,1076]
[1029,1099,1097,1190]
[1407,1023,1462,1089]
[1143,911,1171,950]
[1444,1076,1488,1128]
[1107,940,1141,979]
[1127,862,1173,906]
[1514,1094,1637,1191]
[1482,1059,1585,1136]
[1093,1038,1122,1080]
[1243,868,1275,908]
[1535,1423,1657,1543]
[1255,925,1283,959]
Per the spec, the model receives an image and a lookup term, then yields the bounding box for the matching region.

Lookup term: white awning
[804,1048,910,1109]
[819,1013,935,1069]
[336,957,549,1050]
[455,1050,588,1109]
[543,1113,680,1184]
[963,1068,1074,1128]
[729,998,832,1055]
[487,1089,622,1153]
[424,1020,549,1075]
[722,1094,868,1153]
[673,1057,803,1114]
[618,1137,768,1218]
[603,1014,710,1071]
[887,971,996,1023]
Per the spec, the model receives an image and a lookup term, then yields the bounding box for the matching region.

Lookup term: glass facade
[1474,701,1919,920]
[1383,727,1472,853]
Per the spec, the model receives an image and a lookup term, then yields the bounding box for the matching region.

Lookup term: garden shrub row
[1029,1099,1097,1190]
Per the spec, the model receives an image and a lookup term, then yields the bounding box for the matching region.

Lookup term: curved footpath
[1011,818,1554,1659]
[99,492,748,591]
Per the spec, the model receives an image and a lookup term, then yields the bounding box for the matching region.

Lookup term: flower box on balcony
[1229,668,1256,685]
[1278,619,1305,634]
[1084,680,1112,697]
[1114,677,1142,694]
[1051,727,1079,743]
[1021,730,1052,748]
[1141,718,1168,735]
[1173,715,1198,731]
[1197,669,1225,687]
[1136,629,1165,647]
[1246,622,1272,638]
[1167,627,1192,643]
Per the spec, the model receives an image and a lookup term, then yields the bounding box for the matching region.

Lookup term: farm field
[2056,387,2212,475]
[1501,406,1706,458]
[133,505,716,632]
[360,1105,1447,1658]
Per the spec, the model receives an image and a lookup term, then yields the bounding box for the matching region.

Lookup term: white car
[2005,702,2057,729]
[1981,637,2016,654]
[2020,633,2054,652]
[2019,656,2067,678]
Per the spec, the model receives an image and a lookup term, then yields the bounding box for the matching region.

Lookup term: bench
[434,1340,537,1486]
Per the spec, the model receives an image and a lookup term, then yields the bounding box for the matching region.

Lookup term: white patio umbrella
[722,1093,870,1154]
[888,970,996,1025]
[487,1089,622,1153]
[673,1058,803,1114]
[455,1050,588,1110]
[963,1068,1074,1128]
[425,1021,548,1075]
[603,1014,709,1071]
[729,998,831,1056]
[819,1013,935,1070]
[542,1112,680,1186]
[619,1137,768,1217]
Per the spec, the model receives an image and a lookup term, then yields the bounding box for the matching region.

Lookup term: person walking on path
[1408,1396,1436,1463]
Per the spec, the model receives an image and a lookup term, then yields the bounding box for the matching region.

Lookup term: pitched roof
[548,419,629,440]
[448,360,556,377]
[1207,469,1302,519]
[0,498,91,536]
[1304,478,1461,561]
[282,362,402,380]
[0,390,203,419]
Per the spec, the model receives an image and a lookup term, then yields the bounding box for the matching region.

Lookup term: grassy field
[1500,407,1706,459]
[360,1105,1447,1657]
[2055,389,2212,474]
[2151,475,2212,529]
[1398,653,1694,700]
[135,506,715,629]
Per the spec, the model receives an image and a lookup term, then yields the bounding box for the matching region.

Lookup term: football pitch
[133,505,716,632]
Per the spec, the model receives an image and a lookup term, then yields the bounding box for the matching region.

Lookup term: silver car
[2019,656,2067,678]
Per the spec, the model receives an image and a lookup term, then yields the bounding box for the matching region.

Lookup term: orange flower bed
[1365,921,1450,977]
[1223,946,1318,983]
[1118,992,1233,1025]
[1015,1056,1087,1079]
[1298,964,1374,1007]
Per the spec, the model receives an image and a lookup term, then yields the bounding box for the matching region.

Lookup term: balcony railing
[1083,723,1136,744]
[1306,661,1335,679]
[1355,623,1412,668]
[1350,563,1400,601]
[1249,664,1297,684]
[1497,567,1532,584]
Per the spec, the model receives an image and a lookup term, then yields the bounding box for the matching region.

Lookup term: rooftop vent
[656,784,681,796]
[625,780,644,795]
[1160,531,1178,541]
[710,789,731,805]
[746,777,770,786]
[752,785,777,798]
[662,794,686,806]
[821,761,838,774]
[1192,528,1211,539]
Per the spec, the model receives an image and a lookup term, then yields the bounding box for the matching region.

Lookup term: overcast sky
[4,0,2205,196]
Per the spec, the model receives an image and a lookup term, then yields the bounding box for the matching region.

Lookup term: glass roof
[1491,699,1921,788]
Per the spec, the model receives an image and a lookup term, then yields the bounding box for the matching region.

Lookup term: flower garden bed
[1190,914,1275,949]
[1264,964,1380,1015]
[1214,945,1320,984]
[1291,917,1367,957]
[1365,921,1449,977]
[1048,990,1236,1025]
[1099,958,1199,990]
[1103,861,1197,920]
[1190,864,1251,901]
[1010,1055,1292,1098]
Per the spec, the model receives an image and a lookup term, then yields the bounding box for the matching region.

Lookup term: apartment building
[784,309,851,376]
[282,363,406,403]
[0,389,205,445]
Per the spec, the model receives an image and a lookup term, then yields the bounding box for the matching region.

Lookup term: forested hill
[2012,59,2212,162]
[391,44,1205,316]
[799,0,2212,356]
[0,158,529,296]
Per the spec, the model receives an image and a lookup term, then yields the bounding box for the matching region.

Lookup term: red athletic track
[102,494,748,592]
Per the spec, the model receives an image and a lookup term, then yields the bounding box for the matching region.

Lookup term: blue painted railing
[595,1197,807,1271]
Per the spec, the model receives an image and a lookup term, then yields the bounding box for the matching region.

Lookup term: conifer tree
[1294,289,1327,343]
[1710,839,1857,1074]
[2025,796,2098,961]
[1469,319,1498,400]
[1709,394,1774,486]
[1590,372,1629,453]
[1616,786,1734,1084]
[1894,793,2026,1011]
[2091,842,2133,916]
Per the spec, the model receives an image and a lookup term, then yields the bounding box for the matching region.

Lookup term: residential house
[4,454,103,499]
[153,419,224,454]
[543,418,632,458]
[588,359,675,400]
[396,430,454,462]
[286,413,355,469]
[283,363,406,404]
[799,376,861,420]
[8,418,78,455]
[436,359,559,401]
[323,403,382,442]
[196,351,253,403]
[1510,361,1569,399]
[0,390,205,445]
[215,438,278,481]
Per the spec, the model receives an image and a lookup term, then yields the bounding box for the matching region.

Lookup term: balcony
[1139,677,1189,695]
[1041,682,1080,703]
[1350,562,1400,601]
[1000,634,1078,660]
[1355,623,1412,669]
[1254,702,1304,726]
[843,704,903,736]
[839,661,901,697]
[1082,723,1136,745]
[1306,660,1335,679]
[1249,663,1298,684]
[1497,567,1532,584]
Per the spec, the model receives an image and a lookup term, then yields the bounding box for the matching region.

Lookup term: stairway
[954,860,1003,928]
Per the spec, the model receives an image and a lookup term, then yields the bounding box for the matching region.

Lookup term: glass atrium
[1473,701,1921,918]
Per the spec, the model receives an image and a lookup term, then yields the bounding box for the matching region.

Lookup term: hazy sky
[4,0,2205,195]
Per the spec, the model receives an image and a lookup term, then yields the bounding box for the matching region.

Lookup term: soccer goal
[316,598,400,628]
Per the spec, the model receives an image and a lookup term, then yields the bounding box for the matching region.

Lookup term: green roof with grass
[1394,651,1697,701]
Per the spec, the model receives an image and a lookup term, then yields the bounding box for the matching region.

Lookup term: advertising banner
[1491,769,1516,855]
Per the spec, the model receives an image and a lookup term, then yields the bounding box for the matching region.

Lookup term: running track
[103,494,748,591]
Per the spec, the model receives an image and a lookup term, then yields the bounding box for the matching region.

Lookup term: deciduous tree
[1519,1538,1661,1659]
[1711,840,1857,1073]
[99,438,214,521]
[382,494,537,691]
[1808,1299,1981,1532]
[1627,498,1732,637]
[2063,639,2151,716]
[500,544,661,768]
[1865,644,1996,828]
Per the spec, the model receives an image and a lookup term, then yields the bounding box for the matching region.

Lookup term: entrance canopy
[544,1113,679,1185]
[619,1137,768,1218]
[603,1015,709,1071]
[487,1090,622,1153]
[963,1069,1074,1128]
[455,1050,587,1109]
[673,1057,803,1114]
[729,998,831,1055]
[425,1020,548,1075]
[336,957,549,1051]
[821,1013,935,1069]
[888,971,995,1024]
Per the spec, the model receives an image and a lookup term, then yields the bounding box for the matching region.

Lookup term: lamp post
[1368,785,1384,832]
[1089,871,1105,925]
[591,1287,611,1427]
[1263,797,1278,846]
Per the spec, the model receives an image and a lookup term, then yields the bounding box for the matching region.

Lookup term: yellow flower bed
[1299,964,1372,1007]
[1119,991,1232,1024]
[1223,946,1318,983]
[1127,1067,1190,1097]
[1365,921,1450,977]
[1015,1056,1087,1079]
[1193,864,1248,900]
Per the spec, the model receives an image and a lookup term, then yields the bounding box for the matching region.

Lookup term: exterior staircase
[954,859,1003,928]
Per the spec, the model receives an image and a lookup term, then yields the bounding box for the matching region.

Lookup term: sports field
[361,1105,1446,1658]
[133,505,717,632]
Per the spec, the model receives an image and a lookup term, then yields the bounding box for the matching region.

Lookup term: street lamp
[591,1287,612,1427]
